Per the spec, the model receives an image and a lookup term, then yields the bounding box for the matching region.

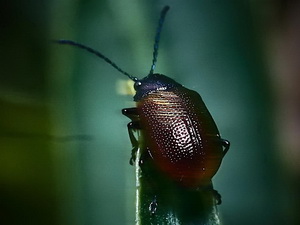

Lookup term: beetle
[55,6,229,189]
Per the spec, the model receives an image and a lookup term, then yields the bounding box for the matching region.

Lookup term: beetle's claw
[221,139,230,156]
[212,189,222,205]
[129,157,135,165]
[129,146,138,165]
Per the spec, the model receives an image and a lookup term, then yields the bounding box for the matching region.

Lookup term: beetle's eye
[134,81,142,90]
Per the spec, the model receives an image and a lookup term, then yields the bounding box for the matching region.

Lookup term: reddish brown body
[137,86,224,187]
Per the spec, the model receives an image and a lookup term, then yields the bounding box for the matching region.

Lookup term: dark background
[1,0,300,224]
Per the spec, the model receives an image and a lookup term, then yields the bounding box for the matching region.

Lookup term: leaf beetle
[55,5,229,190]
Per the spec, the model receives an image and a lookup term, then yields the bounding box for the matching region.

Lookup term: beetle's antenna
[54,40,138,81]
[149,6,170,75]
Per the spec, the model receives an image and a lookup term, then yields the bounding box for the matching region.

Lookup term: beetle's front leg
[127,121,141,165]
[122,107,139,120]
[122,108,141,165]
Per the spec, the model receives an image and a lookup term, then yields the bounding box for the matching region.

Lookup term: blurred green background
[1,0,300,224]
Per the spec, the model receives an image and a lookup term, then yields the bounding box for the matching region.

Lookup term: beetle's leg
[209,135,230,156]
[127,121,141,165]
[122,107,141,165]
[122,107,150,166]
[221,139,230,156]
[138,146,154,168]
[122,107,139,120]
[197,183,222,205]
[212,189,222,205]
[148,195,158,215]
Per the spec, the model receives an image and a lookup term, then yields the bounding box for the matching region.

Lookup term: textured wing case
[137,87,224,187]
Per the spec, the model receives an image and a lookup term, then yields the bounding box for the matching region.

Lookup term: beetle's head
[133,73,182,101]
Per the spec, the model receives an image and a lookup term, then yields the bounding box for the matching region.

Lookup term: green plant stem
[135,136,221,225]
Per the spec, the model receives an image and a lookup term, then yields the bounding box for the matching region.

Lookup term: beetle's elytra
[56,6,229,189]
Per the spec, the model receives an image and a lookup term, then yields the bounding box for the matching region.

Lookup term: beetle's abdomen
[137,87,224,187]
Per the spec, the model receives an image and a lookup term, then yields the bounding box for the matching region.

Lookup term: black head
[133,73,182,101]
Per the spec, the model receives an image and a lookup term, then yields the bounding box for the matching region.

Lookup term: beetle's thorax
[133,73,182,101]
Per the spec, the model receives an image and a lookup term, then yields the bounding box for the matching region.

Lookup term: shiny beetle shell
[134,73,226,187]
